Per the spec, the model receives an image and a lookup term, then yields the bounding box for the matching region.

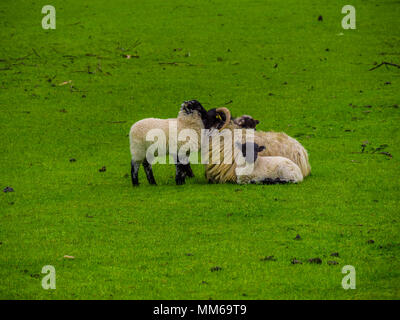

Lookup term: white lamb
[129,100,228,185]
[235,142,303,185]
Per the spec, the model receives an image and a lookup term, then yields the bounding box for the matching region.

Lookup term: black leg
[131,160,140,186]
[143,159,157,185]
[183,163,194,178]
[175,163,186,185]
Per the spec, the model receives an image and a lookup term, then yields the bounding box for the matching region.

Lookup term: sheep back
[254,131,311,177]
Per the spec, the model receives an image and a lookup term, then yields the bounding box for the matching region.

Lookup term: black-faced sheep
[235,142,303,184]
[210,108,311,177]
[129,100,229,186]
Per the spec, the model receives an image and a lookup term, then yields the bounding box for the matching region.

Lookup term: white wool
[253,131,311,177]
[236,155,303,184]
[129,109,204,163]
[205,124,303,184]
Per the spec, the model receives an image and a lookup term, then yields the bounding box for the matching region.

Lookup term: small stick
[369,61,400,71]
[32,48,41,58]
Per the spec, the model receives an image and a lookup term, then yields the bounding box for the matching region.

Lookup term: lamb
[129,100,228,186]
[235,142,303,184]
[209,108,311,177]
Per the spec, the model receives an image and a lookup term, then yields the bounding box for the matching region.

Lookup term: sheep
[233,115,260,129]
[209,108,311,177]
[129,100,229,186]
[204,128,303,184]
[253,131,311,177]
[235,142,303,184]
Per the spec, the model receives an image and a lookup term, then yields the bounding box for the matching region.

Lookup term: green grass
[1,0,399,299]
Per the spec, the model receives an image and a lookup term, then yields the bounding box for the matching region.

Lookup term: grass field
[1,0,399,299]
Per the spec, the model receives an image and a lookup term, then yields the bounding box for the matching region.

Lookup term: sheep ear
[258,146,266,152]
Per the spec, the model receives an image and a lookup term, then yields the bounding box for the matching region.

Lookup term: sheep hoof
[175,178,186,185]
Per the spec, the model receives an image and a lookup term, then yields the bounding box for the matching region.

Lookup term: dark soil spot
[273,63,278,68]
[30,274,40,278]
[367,239,375,244]
[384,82,391,85]
[294,234,302,240]
[201,281,208,284]
[291,259,302,264]
[308,257,322,264]
[185,253,193,256]
[59,108,67,113]
[260,256,276,262]
[210,266,222,272]
[242,293,247,297]
[69,158,76,162]
[318,15,323,21]
[99,166,106,172]
[330,252,339,257]
[3,186,14,193]
[327,261,339,265]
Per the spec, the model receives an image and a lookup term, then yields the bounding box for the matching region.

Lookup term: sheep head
[233,115,260,129]
[236,141,265,163]
[205,107,231,130]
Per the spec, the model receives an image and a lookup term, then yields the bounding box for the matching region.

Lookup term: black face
[205,108,227,129]
[181,100,209,125]
[235,116,260,129]
[240,142,265,163]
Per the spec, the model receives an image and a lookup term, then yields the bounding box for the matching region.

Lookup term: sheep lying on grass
[235,142,303,184]
[129,100,228,186]
[205,132,303,184]
[212,108,311,177]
